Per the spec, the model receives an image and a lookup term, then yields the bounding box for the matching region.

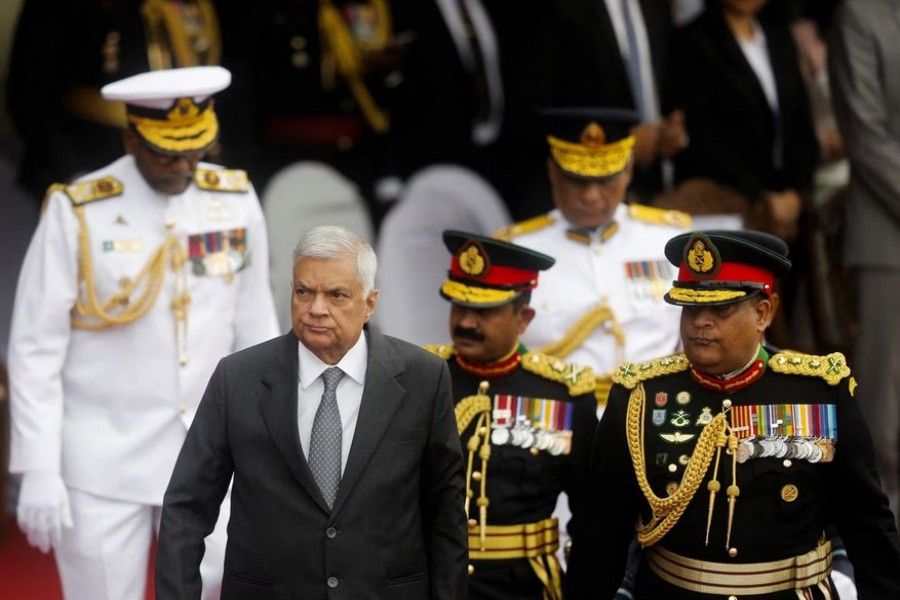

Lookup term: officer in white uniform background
[7,66,279,600]
[497,107,690,407]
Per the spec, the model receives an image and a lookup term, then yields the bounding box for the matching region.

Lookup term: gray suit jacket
[155,329,468,599]
[830,0,900,268]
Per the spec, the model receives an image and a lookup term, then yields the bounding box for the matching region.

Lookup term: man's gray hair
[292,226,377,295]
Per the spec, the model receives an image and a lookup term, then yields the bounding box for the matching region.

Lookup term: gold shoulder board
[613,353,690,390]
[195,168,250,193]
[492,214,555,241]
[768,350,851,386]
[423,344,455,360]
[521,351,596,397]
[628,204,691,229]
[63,177,124,206]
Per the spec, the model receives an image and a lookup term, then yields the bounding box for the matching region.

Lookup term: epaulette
[613,353,690,390]
[423,343,455,360]
[521,351,595,397]
[628,204,691,229]
[492,214,555,241]
[60,177,124,206]
[768,350,851,386]
[194,168,250,192]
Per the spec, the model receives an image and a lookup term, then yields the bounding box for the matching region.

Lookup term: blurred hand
[658,110,688,158]
[630,122,662,167]
[764,189,803,242]
[17,471,73,553]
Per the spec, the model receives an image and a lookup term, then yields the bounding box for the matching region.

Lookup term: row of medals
[736,436,835,464]
[490,418,571,456]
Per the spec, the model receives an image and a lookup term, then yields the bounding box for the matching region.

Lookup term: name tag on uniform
[102,239,143,252]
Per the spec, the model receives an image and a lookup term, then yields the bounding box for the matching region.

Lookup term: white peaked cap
[101,66,232,109]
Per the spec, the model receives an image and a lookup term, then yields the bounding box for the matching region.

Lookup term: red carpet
[0,516,155,599]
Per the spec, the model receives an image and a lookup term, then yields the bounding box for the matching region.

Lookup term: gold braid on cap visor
[442,280,518,305]
[127,100,219,154]
[547,134,635,178]
[666,287,748,303]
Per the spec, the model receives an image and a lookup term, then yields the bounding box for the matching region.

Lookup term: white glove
[16,471,73,553]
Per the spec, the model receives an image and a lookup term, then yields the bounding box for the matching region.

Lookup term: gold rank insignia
[613,353,690,390]
[492,214,555,242]
[522,351,596,397]
[628,204,691,229]
[194,168,250,193]
[422,343,455,360]
[769,350,851,386]
[62,176,125,206]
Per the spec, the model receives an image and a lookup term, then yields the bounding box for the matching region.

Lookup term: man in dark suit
[155,225,468,599]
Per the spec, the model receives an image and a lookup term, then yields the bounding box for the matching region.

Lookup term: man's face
[291,257,377,365]
[680,296,776,375]
[123,129,203,196]
[547,159,632,230]
[450,301,535,364]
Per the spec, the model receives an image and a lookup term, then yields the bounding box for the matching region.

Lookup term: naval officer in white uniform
[7,66,279,600]
[497,108,690,404]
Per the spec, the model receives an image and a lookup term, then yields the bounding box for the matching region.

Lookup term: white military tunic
[511,204,686,377]
[8,154,280,504]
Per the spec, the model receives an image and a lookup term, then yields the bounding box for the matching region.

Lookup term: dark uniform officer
[229,0,414,223]
[566,230,900,599]
[7,0,223,200]
[426,230,598,600]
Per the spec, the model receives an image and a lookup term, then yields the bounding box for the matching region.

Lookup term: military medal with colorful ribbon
[730,403,838,464]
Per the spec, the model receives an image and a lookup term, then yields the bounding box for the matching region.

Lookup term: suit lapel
[258,332,331,513]
[331,330,406,515]
[709,8,772,121]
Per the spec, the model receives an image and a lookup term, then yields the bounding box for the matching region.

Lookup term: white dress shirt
[297,333,368,473]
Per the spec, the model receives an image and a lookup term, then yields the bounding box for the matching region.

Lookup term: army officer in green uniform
[426,230,598,600]
[567,230,900,599]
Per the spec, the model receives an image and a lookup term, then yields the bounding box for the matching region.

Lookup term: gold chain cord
[626,383,729,546]
[71,206,192,361]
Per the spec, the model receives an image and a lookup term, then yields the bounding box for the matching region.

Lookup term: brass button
[728,547,738,558]
[467,564,475,576]
[165,218,175,229]
[728,596,738,600]
[783,459,792,468]
[468,519,477,529]
[781,484,799,502]
[472,471,482,481]
[668,464,677,473]
[722,399,732,409]
[178,403,187,415]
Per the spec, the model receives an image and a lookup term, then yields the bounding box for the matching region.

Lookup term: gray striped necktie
[309,366,344,510]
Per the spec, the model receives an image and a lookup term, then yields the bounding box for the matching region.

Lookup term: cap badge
[683,232,721,279]
[168,97,201,123]
[580,122,606,149]
[458,242,488,277]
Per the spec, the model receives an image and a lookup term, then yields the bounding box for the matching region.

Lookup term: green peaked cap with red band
[663,230,791,306]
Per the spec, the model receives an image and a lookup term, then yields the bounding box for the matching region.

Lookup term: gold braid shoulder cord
[456,381,563,600]
[626,382,738,547]
[71,206,192,363]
